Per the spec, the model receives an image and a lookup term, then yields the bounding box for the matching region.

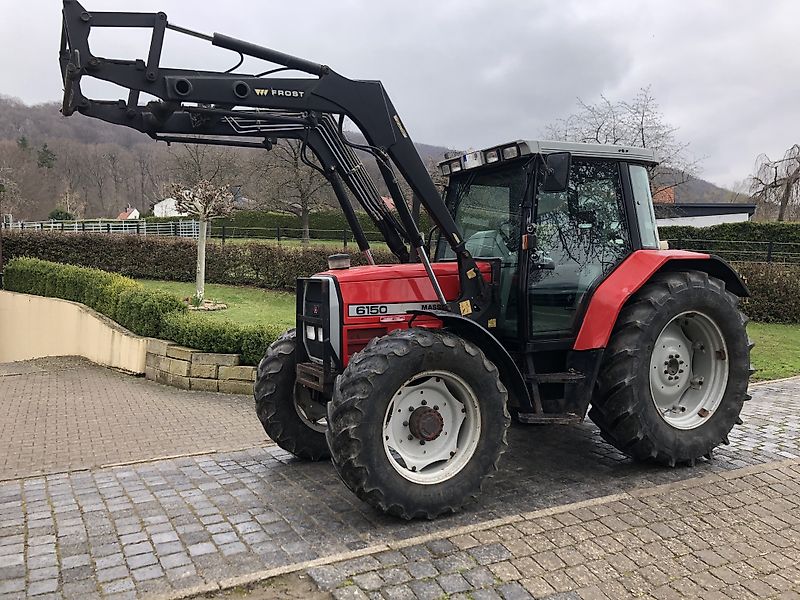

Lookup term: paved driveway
[0,358,798,599]
[0,358,266,481]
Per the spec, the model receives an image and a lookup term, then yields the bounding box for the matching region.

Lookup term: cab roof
[438,140,658,175]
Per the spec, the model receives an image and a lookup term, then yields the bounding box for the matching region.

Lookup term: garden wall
[0,290,148,373]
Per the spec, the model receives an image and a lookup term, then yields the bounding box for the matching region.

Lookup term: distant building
[152,198,187,218]
[116,205,140,220]
[652,186,675,204]
[655,203,756,228]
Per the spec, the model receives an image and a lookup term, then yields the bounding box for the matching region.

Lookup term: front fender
[408,309,531,412]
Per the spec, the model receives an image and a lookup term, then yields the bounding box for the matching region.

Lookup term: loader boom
[59,0,493,321]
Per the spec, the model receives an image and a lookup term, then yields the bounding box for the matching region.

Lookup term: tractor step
[526,371,585,384]
[516,412,582,425]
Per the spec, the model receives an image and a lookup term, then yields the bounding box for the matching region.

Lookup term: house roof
[116,207,138,220]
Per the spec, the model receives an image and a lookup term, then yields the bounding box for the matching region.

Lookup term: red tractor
[61,2,753,519]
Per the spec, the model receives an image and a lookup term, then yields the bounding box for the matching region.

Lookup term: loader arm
[59,0,493,323]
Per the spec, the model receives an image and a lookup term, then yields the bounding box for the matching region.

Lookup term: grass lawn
[747,322,800,382]
[137,280,798,382]
[137,280,295,330]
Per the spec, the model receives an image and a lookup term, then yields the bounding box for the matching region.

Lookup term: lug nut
[409,406,414,412]
[420,440,425,446]
[403,421,409,427]
[421,400,427,406]
[433,405,439,411]
[408,435,413,441]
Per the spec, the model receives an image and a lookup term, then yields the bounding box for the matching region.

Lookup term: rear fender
[656,255,748,297]
[408,309,531,412]
[574,251,749,351]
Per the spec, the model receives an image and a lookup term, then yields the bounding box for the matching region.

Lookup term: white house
[116,205,140,220]
[152,198,187,218]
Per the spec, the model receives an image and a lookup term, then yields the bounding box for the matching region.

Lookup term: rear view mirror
[542,152,571,193]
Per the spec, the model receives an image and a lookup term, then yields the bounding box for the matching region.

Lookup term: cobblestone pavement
[0,370,797,599]
[0,358,266,481]
[306,458,800,600]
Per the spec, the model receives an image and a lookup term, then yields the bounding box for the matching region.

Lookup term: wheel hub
[408,406,444,441]
[649,311,729,430]
[382,371,480,485]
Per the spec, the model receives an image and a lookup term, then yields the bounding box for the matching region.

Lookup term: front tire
[327,328,510,519]
[590,270,752,466]
[255,329,331,461]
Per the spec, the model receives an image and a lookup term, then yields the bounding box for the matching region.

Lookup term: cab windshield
[437,162,528,337]
[437,162,527,261]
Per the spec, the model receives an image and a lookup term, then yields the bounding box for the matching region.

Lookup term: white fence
[1,219,200,238]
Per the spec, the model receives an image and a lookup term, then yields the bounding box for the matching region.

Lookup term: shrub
[1,231,396,290]
[4,257,185,336]
[148,209,434,241]
[161,312,285,365]
[660,222,800,263]
[736,262,800,324]
[3,257,282,364]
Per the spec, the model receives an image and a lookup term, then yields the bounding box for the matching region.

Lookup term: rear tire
[590,270,752,466]
[327,328,510,519]
[255,329,331,461]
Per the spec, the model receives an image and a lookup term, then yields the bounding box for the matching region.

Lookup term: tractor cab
[436,140,664,416]
[438,140,660,341]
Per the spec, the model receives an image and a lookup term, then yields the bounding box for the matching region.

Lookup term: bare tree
[749,144,800,221]
[170,180,235,302]
[169,144,239,187]
[0,171,21,271]
[253,140,329,243]
[544,86,698,192]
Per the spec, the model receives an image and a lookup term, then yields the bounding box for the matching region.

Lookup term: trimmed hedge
[660,221,800,244]
[148,209,434,240]
[161,312,284,366]
[660,222,800,263]
[736,262,800,323]
[1,231,396,290]
[2,258,282,364]
[3,258,185,337]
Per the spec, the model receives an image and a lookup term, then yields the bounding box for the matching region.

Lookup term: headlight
[484,149,500,163]
[502,145,519,160]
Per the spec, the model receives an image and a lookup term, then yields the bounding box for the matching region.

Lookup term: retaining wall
[0,290,254,394]
[0,290,147,373]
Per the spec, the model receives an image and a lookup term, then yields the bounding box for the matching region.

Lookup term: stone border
[149,457,800,600]
[145,339,255,394]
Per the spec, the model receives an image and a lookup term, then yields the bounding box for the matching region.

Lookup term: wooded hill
[0,95,737,222]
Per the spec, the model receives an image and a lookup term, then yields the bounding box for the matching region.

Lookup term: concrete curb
[151,456,800,600]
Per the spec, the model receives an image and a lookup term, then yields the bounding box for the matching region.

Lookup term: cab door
[527,158,632,338]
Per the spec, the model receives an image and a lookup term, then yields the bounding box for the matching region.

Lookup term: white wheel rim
[294,385,327,433]
[382,370,481,485]
[649,311,729,430]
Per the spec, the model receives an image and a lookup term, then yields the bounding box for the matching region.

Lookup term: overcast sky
[2,0,798,189]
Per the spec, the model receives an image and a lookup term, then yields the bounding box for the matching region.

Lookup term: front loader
[60,1,753,519]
